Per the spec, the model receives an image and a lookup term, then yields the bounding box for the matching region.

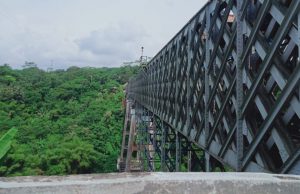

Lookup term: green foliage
[0,64,138,176]
[0,127,18,160]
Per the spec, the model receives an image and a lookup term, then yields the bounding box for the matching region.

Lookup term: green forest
[0,64,138,176]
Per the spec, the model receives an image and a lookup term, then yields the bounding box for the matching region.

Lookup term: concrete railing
[1,172,300,194]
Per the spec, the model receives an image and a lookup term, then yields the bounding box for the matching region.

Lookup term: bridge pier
[125,104,136,172]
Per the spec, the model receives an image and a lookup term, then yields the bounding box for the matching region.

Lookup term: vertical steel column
[146,112,152,171]
[175,131,181,171]
[204,2,210,145]
[186,24,192,135]
[205,152,210,172]
[298,13,300,100]
[204,2,211,172]
[175,38,179,126]
[142,107,146,171]
[187,143,192,172]
[161,119,166,172]
[236,0,244,172]
[153,117,157,163]
[298,12,300,61]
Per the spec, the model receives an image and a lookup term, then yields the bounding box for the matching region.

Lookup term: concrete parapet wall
[1,172,300,194]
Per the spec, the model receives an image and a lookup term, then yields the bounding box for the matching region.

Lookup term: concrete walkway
[1,172,300,194]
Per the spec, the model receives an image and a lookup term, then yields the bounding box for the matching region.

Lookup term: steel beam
[161,119,166,172]
[236,0,244,172]
[176,131,181,172]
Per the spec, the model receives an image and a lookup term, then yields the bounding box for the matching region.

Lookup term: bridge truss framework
[120,0,300,174]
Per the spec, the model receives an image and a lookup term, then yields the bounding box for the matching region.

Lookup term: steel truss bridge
[119,0,300,174]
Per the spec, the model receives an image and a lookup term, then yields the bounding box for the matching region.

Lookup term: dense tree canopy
[0,64,138,176]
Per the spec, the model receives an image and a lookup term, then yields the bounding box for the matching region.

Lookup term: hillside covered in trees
[0,64,138,176]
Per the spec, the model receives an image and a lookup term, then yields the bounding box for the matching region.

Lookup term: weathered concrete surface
[1,172,300,194]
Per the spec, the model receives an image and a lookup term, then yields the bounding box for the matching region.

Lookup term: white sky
[0,0,207,69]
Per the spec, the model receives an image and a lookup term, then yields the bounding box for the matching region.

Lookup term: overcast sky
[0,0,206,69]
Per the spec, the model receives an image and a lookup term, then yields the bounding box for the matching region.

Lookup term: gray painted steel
[127,0,300,174]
